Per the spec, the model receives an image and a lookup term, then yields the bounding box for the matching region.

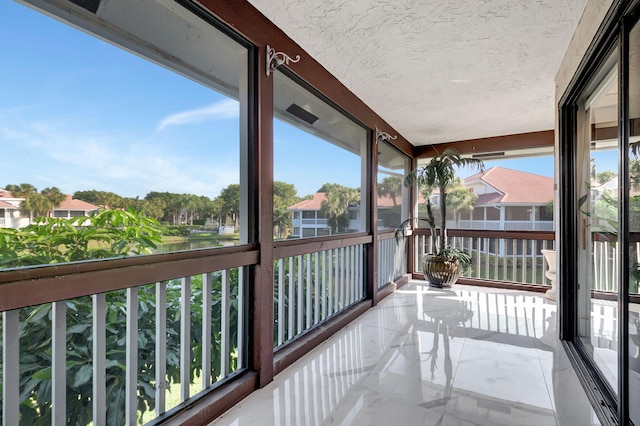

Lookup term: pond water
[153,239,236,253]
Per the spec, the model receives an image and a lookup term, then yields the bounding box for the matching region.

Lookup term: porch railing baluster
[2,309,19,426]
[181,276,191,401]
[306,253,312,329]
[155,281,167,416]
[221,270,230,378]
[93,293,106,425]
[52,301,66,425]
[126,287,138,426]
[202,273,212,387]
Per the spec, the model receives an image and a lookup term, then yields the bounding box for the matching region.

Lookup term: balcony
[211,281,601,426]
[2,228,606,425]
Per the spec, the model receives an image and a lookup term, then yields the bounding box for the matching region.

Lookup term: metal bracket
[266,44,300,77]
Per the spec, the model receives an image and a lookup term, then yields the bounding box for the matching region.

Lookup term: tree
[217,184,240,228]
[444,177,477,227]
[41,186,66,216]
[595,170,615,184]
[0,210,240,425]
[319,183,360,234]
[5,182,37,197]
[273,181,299,239]
[74,190,123,209]
[403,148,484,265]
[21,192,52,218]
[377,176,402,206]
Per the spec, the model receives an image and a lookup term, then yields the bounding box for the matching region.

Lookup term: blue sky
[1,2,576,202]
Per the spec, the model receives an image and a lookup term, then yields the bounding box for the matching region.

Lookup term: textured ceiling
[247,0,589,146]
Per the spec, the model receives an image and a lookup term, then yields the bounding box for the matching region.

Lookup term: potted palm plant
[396,148,484,287]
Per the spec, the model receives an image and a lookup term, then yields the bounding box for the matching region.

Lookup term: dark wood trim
[159,371,258,426]
[412,228,555,241]
[252,42,275,388]
[410,274,552,293]
[0,250,260,311]
[192,0,414,157]
[0,244,257,285]
[376,274,410,301]
[273,234,373,259]
[376,230,396,240]
[273,300,371,375]
[414,130,554,159]
[369,131,379,305]
[456,278,548,293]
[589,119,640,141]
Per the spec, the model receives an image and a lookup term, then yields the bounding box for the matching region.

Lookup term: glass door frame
[559,2,640,424]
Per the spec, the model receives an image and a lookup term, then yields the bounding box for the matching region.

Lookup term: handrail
[273,233,372,259]
[413,228,555,240]
[0,246,259,311]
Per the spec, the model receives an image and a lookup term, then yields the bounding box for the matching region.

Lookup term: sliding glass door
[628,18,640,426]
[561,4,640,425]
[574,48,620,396]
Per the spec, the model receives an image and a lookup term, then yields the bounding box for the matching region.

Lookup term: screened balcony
[2,0,633,425]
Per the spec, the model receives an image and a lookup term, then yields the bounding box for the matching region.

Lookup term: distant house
[289,167,554,238]
[288,192,407,238]
[288,193,333,238]
[453,167,554,231]
[0,189,99,229]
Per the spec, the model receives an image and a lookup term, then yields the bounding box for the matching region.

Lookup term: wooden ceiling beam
[414,130,554,158]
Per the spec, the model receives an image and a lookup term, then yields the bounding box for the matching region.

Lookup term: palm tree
[378,176,403,206]
[21,193,52,219]
[6,183,37,198]
[41,187,66,216]
[403,148,484,262]
[444,177,478,228]
[320,183,360,234]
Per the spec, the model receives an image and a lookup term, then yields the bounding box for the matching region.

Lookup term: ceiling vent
[286,103,319,125]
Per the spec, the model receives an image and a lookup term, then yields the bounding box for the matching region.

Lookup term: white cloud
[1,117,239,199]
[156,99,239,131]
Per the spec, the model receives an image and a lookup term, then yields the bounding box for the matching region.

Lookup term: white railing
[503,221,555,231]
[593,240,619,293]
[1,268,245,425]
[456,220,501,230]
[456,220,554,231]
[377,233,406,289]
[415,231,555,286]
[300,219,328,225]
[273,243,365,349]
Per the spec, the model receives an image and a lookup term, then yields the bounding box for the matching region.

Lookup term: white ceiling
[247,0,590,146]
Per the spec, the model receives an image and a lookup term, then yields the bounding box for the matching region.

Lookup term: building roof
[0,189,16,199]
[465,167,553,205]
[57,194,99,211]
[0,189,99,211]
[288,192,328,210]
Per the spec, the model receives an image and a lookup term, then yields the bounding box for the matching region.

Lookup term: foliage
[6,184,66,217]
[377,176,402,206]
[218,184,240,228]
[0,209,162,268]
[0,210,241,424]
[397,148,484,265]
[319,183,360,234]
[380,205,402,229]
[273,181,300,239]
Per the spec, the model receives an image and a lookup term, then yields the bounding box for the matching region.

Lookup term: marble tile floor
[210,281,601,426]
